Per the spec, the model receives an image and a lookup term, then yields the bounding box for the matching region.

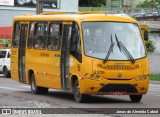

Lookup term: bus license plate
[111,92,125,95]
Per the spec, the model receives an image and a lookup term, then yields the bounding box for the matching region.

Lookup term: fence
[79,7,158,16]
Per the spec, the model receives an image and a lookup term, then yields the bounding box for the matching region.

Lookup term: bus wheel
[31,74,48,94]
[129,95,142,102]
[3,67,10,78]
[73,80,86,103]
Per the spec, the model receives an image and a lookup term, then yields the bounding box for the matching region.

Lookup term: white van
[0,49,10,78]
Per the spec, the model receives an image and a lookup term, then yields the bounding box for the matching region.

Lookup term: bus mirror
[144,30,148,41]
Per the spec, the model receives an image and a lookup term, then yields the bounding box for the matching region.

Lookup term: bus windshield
[82,22,146,61]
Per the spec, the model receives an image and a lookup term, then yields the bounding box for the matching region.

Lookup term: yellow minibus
[11,11,150,102]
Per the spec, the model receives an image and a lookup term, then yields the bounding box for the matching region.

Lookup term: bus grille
[98,84,138,93]
[105,65,140,70]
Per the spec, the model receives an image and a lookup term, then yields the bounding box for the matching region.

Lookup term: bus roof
[13,11,137,23]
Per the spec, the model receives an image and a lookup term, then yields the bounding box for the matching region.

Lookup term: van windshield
[82,22,146,61]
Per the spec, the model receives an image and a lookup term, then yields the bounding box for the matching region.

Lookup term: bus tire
[31,74,48,94]
[3,67,10,78]
[129,95,142,102]
[40,87,48,94]
[73,80,86,103]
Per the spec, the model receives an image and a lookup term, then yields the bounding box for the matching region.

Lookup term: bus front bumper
[79,77,149,95]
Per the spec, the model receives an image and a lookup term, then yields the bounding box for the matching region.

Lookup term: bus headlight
[95,76,99,80]
[138,75,147,80]
[90,74,94,79]
[143,75,147,80]
[138,76,143,80]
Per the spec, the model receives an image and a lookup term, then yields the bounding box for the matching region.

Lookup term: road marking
[149,84,160,87]
[148,89,160,92]
[149,86,160,89]
[149,88,160,91]
[149,87,160,90]
[148,84,160,92]
[0,86,23,91]
[19,86,30,88]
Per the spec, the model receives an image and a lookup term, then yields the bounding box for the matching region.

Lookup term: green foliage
[147,28,151,33]
[132,16,136,19]
[136,0,160,8]
[145,40,155,52]
[79,0,106,7]
[0,39,9,44]
[150,74,160,81]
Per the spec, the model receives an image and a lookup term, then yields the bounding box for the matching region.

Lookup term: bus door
[18,24,28,83]
[61,23,72,90]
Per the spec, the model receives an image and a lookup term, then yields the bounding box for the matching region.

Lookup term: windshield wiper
[115,34,135,63]
[103,35,115,63]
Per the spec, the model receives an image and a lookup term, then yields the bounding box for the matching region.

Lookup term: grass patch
[150,74,160,81]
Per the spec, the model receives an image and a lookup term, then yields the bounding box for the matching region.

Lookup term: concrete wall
[0,10,36,27]
[148,54,160,74]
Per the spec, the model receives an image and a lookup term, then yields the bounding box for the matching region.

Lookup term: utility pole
[36,0,43,14]
[152,0,156,11]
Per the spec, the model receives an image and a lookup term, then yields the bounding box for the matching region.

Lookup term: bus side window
[70,23,82,62]
[48,23,61,50]
[28,22,35,48]
[12,22,20,48]
[34,22,48,49]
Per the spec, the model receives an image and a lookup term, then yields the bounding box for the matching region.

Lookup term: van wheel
[31,74,48,94]
[129,95,142,102]
[3,67,10,78]
[73,80,86,103]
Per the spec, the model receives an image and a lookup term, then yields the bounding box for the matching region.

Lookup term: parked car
[152,12,159,16]
[145,12,153,17]
[114,14,130,17]
[135,13,146,17]
[0,49,10,78]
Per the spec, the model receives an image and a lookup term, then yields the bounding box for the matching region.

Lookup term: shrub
[145,40,155,52]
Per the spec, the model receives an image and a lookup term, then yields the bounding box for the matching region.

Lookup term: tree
[79,0,106,7]
[136,0,160,8]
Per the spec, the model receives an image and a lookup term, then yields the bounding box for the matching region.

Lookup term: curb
[149,80,160,84]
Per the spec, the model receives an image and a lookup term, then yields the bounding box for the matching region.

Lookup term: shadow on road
[37,90,131,103]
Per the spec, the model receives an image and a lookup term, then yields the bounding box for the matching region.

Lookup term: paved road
[0,77,160,117]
